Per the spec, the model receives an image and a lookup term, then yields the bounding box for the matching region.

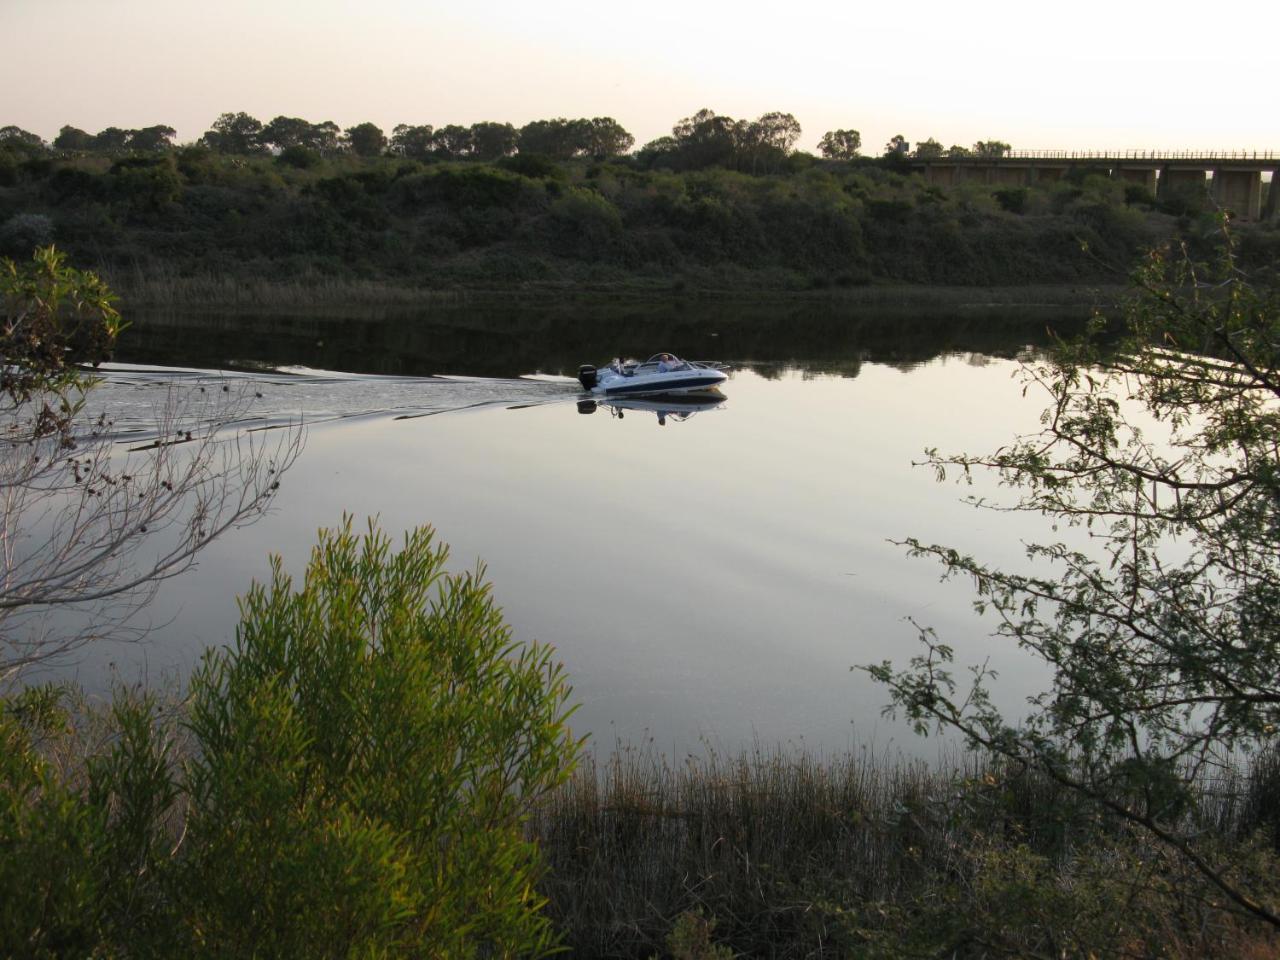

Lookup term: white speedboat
[576,354,728,397]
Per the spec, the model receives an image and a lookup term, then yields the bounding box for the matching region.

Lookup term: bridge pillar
[1114,166,1158,193]
[991,164,1029,186]
[1159,167,1209,203]
[923,165,956,188]
[1212,169,1264,220]
[1264,173,1279,219]
[1028,164,1068,183]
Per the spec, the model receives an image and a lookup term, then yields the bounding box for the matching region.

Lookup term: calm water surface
[67,305,1088,757]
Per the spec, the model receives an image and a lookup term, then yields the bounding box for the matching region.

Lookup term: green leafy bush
[182,518,580,957]
[0,519,579,958]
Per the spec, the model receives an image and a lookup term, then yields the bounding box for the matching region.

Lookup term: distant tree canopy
[817,129,861,160]
[641,108,802,173]
[201,112,266,155]
[469,121,518,161]
[343,122,387,157]
[514,117,634,160]
[913,138,945,160]
[0,127,44,149]
[7,110,1022,177]
[260,116,341,153]
[973,140,1012,157]
[25,124,175,154]
[0,127,47,159]
[884,134,909,156]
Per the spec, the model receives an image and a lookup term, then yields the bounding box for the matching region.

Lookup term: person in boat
[657,353,676,372]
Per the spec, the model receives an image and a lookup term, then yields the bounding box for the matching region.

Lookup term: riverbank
[5,148,1231,311]
[108,271,1126,312]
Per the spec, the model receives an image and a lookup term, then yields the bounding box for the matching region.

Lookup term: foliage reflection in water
[65,306,1090,757]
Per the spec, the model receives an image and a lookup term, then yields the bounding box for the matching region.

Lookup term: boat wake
[80,363,581,443]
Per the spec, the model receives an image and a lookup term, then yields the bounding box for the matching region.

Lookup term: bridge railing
[928,150,1278,162]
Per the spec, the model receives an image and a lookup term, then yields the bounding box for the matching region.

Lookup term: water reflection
[117,302,1089,380]
[577,393,727,427]
[68,306,1092,758]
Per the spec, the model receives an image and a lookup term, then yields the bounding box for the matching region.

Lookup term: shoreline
[110,274,1125,314]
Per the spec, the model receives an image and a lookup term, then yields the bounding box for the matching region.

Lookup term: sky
[4,0,1278,155]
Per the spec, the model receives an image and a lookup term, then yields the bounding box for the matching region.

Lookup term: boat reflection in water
[576,392,726,426]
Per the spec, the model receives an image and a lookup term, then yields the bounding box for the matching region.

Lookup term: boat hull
[593,374,725,397]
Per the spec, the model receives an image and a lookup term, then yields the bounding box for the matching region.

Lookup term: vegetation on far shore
[3,112,1275,307]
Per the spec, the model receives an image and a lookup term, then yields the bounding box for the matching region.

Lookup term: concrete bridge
[910,150,1278,219]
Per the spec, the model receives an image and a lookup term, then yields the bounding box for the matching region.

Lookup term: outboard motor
[577,364,598,389]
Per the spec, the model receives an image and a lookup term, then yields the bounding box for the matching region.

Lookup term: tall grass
[107,256,1124,311]
[530,743,1280,958]
[115,267,471,310]
[5,682,1278,957]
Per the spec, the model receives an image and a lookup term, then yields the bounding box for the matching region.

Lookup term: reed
[530,743,1280,958]
[107,258,1123,313]
[112,268,471,311]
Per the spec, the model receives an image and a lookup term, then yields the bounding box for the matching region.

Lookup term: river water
[57,303,1089,758]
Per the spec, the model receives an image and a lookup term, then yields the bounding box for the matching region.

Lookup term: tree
[947,144,972,158]
[468,121,518,161]
[973,139,1011,157]
[0,127,44,149]
[305,120,341,154]
[671,108,739,169]
[738,112,801,174]
[636,135,679,167]
[432,124,474,159]
[260,115,315,151]
[1,247,299,680]
[913,138,945,160]
[128,125,176,152]
[883,134,909,156]
[583,117,634,158]
[53,126,93,151]
[517,119,583,160]
[751,111,802,153]
[200,112,265,154]
[390,123,435,159]
[90,127,133,152]
[865,228,1280,930]
[817,129,861,160]
[343,122,386,157]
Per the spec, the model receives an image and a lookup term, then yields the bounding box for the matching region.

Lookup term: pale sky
[4,0,1277,154]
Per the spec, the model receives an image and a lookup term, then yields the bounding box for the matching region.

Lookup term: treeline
[0,113,638,163]
[1,109,1011,168]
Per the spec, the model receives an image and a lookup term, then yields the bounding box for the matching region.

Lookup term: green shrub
[0,519,579,958]
[182,517,580,958]
[277,144,321,169]
[994,187,1027,214]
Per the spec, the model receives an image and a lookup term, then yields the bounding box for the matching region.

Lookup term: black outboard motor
[577,364,598,389]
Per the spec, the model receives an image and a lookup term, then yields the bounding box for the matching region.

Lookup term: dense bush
[0,519,580,958]
[0,147,1216,296]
